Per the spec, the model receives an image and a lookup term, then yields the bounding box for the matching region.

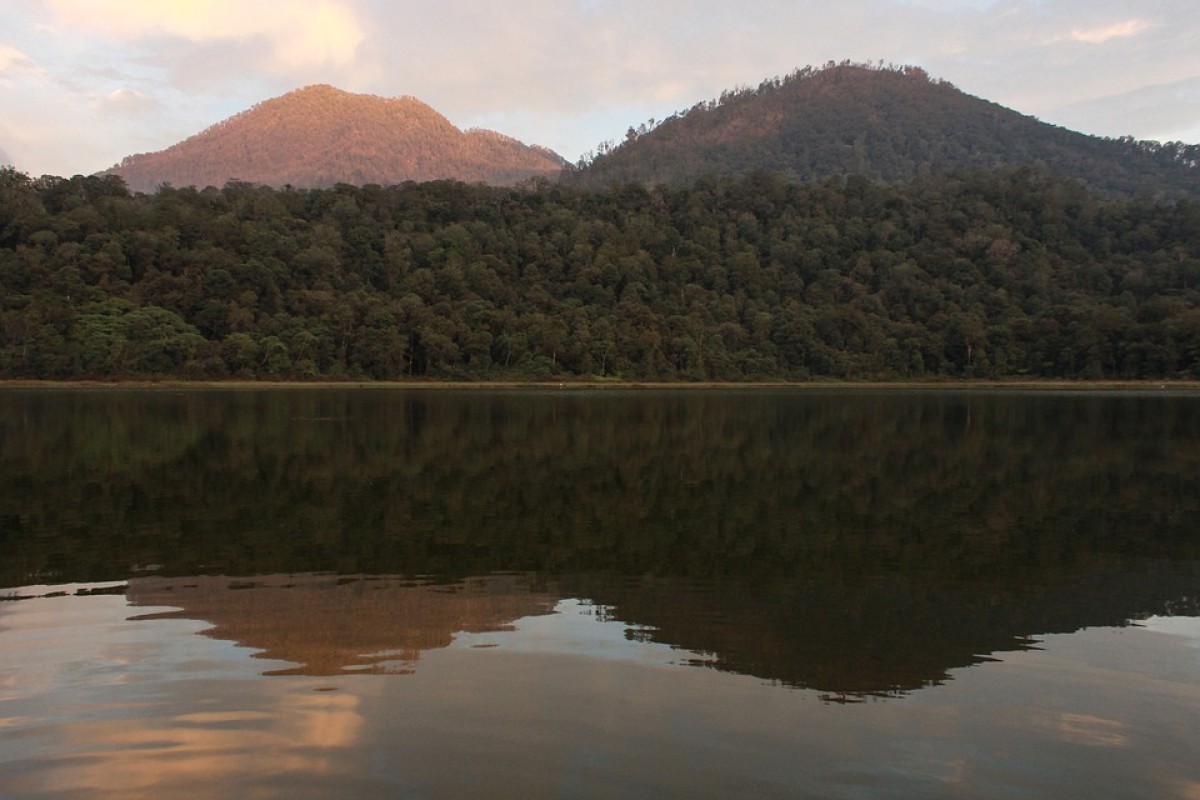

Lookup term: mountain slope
[570,64,1200,198]
[106,85,566,192]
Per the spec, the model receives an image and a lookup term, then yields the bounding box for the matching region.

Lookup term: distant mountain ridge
[568,63,1200,198]
[106,84,566,193]
[101,65,1200,198]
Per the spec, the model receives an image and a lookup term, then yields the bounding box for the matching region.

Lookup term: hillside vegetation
[2,165,1198,381]
[569,64,1200,199]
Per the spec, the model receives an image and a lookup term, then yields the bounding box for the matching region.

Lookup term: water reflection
[110,560,1200,695]
[566,562,1200,694]
[60,691,365,795]
[127,574,558,675]
[1,388,1199,697]
[0,590,368,799]
[2,586,1199,799]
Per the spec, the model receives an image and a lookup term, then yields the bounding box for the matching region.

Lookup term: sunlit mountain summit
[106,84,566,193]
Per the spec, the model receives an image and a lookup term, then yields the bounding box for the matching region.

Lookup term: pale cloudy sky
[1,0,1198,177]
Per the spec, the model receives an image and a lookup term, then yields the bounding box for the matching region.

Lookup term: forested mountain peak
[105,85,567,193]
[570,63,1200,199]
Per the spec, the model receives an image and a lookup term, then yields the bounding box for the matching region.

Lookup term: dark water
[1,388,1198,798]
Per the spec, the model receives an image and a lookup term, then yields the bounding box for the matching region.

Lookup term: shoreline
[1,378,1198,392]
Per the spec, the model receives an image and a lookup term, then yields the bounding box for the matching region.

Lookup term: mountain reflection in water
[2,388,1199,697]
[127,574,559,676]
[118,559,1200,695]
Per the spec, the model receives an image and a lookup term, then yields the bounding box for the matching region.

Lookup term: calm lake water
[1,387,1198,799]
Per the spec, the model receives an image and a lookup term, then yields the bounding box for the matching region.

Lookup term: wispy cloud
[44,0,364,71]
[1048,75,1200,141]
[0,44,41,78]
[1069,19,1150,45]
[94,88,160,116]
[2,0,1198,177]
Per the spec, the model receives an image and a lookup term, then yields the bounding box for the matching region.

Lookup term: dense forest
[1,163,1199,381]
[570,64,1200,200]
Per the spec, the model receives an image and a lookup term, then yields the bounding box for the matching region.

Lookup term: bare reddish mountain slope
[107,84,565,192]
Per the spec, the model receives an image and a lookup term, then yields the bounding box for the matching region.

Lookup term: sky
[1,0,1199,178]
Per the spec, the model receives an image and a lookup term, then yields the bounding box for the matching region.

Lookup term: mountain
[0,145,11,167]
[105,84,566,193]
[570,63,1200,198]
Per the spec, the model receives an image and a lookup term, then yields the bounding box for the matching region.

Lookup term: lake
[1,387,1198,799]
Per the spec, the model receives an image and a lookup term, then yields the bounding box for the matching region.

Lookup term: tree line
[1,165,1199,381]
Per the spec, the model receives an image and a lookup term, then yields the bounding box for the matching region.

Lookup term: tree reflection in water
[2,388,1199,695]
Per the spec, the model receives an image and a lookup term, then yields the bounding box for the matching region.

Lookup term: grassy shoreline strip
[2,379,1199,392]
